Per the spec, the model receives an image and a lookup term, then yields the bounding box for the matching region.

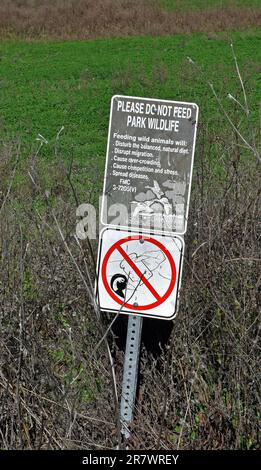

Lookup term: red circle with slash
[101,235,176,311]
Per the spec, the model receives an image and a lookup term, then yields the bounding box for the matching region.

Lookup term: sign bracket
[120,315,143,441]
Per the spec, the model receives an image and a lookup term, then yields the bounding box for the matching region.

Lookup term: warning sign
[96,228,184,320]
[101,95,198,235]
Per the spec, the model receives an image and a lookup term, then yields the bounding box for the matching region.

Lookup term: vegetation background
[0,0,260,450]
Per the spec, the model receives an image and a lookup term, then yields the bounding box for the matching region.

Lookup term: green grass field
[158,0,261,10]
[1,30,260,180]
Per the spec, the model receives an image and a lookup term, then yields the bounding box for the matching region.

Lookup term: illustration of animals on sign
[131,180,172,219]
[109,240,171,305]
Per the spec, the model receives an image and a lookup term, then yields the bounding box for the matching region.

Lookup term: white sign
[101,95,199,235]
[96,227,184,320]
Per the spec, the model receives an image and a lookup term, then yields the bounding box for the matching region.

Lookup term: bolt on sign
[97,228,184,320]
[101,95,199,235]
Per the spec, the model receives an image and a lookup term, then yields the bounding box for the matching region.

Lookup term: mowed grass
[158,0,261,11]
[0,30,260,186]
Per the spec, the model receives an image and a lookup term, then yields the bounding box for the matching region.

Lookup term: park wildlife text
[116,98,192,132]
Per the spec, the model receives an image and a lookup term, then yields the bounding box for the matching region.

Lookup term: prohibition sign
[101,235,176,311]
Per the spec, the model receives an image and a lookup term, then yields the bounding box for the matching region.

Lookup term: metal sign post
[120,315,143,441]
[96,94,199,444]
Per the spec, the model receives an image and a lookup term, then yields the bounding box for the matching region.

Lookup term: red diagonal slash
[117,245,161,301]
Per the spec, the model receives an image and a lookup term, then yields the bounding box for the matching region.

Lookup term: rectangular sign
[101,95,198,235]
[96,227,184,320]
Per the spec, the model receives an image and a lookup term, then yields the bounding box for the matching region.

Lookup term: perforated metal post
[120,315,143,440]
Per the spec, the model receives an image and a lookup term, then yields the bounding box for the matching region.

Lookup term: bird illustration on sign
[131,180,172,220]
